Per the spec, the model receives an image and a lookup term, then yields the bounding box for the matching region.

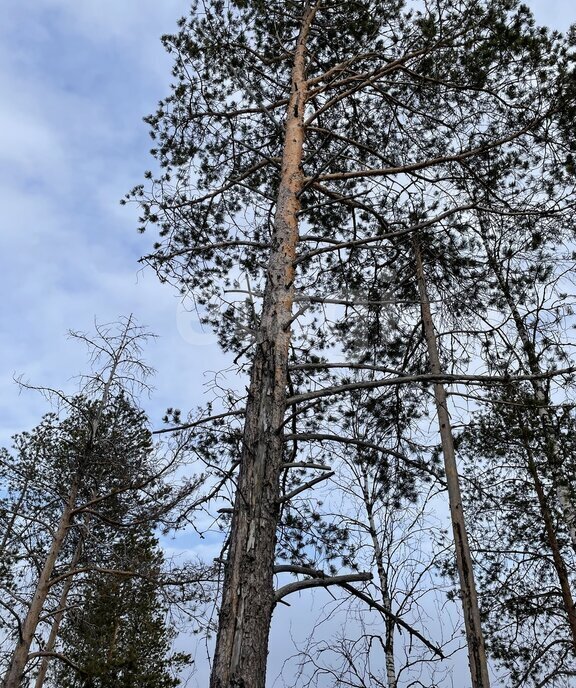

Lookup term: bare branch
[152,410,245,435]
[275,573,372,602]
[27,652,86,674]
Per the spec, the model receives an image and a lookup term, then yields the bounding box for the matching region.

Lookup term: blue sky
[0,0,232,449]
[0,0,573,441]
[0,1,574,686]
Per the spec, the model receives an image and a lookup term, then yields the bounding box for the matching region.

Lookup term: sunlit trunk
[209,5,317,687]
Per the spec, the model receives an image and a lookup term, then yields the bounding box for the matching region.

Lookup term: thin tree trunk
[3,483,78,688]
[33,539,83,688]
[413,237,491,688]
[480,229,576,550]
[519,426,576,652]
[360,470,397,688]
[209,5,317,687]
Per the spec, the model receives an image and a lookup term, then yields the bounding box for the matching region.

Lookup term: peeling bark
[209,5,318,687]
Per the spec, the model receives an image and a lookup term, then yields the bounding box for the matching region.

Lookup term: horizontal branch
[289,362,404,375]
[306,117,541,183]
[275,572,372,602]
[282,461,332,471]
[48,567,134,588]
[295,203,477,264]
[170,159,275,209]
[306,50,380,87]
[28,651,85,674]
[148,240,271,263]
[273,564,444,658]
[225,289,417,307]
[48,565,215,589]
[183,97,289,120]
[152,409,245,435]
[287,366,576,406]
[283,433,444,484]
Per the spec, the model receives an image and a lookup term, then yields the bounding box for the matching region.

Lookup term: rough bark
[209,5,317,687]
[413,237,491,688]
[2,483,78,688]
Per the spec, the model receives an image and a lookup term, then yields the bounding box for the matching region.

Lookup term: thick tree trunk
[209,5,317,688]
[3,483,78,688]
[481,231,576,550]
[33,539,83,688]
[413,238,491,688]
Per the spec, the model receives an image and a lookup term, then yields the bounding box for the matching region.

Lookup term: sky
[0,1,574,686]
[0,0,226,450]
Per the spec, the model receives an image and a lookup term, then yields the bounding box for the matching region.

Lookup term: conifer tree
[457,390,576,687]
[0,320,194,688]
[130,2,574,685]
[51,529,189,688]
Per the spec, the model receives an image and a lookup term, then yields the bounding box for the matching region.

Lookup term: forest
[2,0,576,686]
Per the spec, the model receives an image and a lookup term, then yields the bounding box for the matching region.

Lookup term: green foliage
[458,389,576,686]
[53,531,189,688]
[125,0,576,683]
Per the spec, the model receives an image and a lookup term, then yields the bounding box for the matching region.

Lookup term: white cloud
[1,1,574,685]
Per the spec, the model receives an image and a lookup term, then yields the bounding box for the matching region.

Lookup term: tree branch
[275,573,372,602]
[152,410,245,435]
[283,433,444,484]
[287,366,576,406]
[278,471,335,503]
[27,652,86,674]
[282,461,332,471]
[339,582,444,658]
[273,564,444,658]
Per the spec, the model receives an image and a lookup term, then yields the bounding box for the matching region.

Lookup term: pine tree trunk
[480,230,576,550]
[209,5,317,687]
[2,483,78,688]
[413,237,491,688]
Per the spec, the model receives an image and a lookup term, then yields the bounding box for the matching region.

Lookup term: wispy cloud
[0,0,230,450]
